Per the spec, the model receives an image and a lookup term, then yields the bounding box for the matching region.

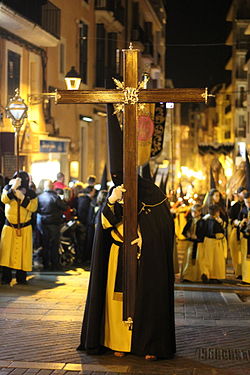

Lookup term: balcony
[113,5,125,26]
[95,0,124,30]
[95,0,115,12]
[0,2,59,47]
[41,1,61,39]
[236,69,247,79]
[236,129,246,138]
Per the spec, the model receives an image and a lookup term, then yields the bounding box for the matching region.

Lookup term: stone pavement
[0,268,250,375]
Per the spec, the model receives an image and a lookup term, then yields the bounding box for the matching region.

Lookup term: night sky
[166,0,233,89]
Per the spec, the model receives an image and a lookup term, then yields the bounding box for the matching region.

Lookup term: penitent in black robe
[77,177,176,359]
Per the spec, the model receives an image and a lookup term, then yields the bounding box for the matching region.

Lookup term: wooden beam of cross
[56,45,208,329]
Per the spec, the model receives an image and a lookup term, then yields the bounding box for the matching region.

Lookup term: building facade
[225,0,250,161]
[0,0,167,186]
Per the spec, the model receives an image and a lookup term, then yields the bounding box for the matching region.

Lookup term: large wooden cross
[56,44,208,328]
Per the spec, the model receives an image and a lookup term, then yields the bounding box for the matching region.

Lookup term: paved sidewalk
[0,269,250,375]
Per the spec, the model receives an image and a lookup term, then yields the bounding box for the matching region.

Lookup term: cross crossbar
[56,88,205,104]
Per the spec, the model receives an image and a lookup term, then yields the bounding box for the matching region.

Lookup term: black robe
[78,177,176,359]
[182,218,205,260]
[229,201,246,224]
[202,217,225,238]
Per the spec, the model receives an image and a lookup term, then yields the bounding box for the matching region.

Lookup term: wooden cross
[56,44,208,329]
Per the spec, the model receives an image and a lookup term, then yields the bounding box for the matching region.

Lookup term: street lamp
[64,66,81,90]
[6,88,28,172]
[6,88,28,235]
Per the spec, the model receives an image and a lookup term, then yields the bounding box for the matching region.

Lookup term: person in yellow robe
[228,187,247,279]
[181,204,204,282]
[199,205,227,283]
[238,191,250,284]
[0,171,38,285]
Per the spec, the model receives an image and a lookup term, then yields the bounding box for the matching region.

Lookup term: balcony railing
[95,0,115,11]
[236,70,247,79]
[236,129,246,138]
[42,1,61,39]
[95,0,124,25]
[114,5,125,25]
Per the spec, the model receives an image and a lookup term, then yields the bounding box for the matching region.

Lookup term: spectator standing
[0,171,38,285]
[37,180,68,270]
[77,186,96,265]
[87,175,96,187]
[53,172,66,190]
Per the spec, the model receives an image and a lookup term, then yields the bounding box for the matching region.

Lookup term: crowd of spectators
[0,171,108,284]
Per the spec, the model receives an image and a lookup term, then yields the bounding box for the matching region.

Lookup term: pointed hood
[100,164,108,190]
[179,181,184,198]
[152,165,159,183]
[245,147,250,191]
[159,174,165,194]
[210,167,216,189]
[107,104,123,186]
[13,170,29,189]
[163,170,169,194]
[141,163,153,181]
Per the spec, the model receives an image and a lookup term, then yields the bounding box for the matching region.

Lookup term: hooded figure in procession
[0,171,38,285]
[77,104,176,360]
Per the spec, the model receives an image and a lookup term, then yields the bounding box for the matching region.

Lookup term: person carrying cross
[77,104,176,360]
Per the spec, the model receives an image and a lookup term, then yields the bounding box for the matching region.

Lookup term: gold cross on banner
[56,44,209,329]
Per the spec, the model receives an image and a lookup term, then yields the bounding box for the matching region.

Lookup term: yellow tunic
[198,236,227,280]
[240,236,250,283]
[101,214,132,352]
[0,189,38,271]
[181,242,202,282]
[174,208,189,240]
[228,227,242,278]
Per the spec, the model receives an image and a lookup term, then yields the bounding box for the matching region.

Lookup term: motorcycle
[58,217,77,268]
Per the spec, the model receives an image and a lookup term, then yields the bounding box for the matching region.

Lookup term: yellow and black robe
[0,187,37,272]
[78,177,176,359]
[181,217,204,282]
[199,217,227,280]
[228,201,246,278]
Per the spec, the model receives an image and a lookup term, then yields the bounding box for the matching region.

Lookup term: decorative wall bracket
[28,90,61,105]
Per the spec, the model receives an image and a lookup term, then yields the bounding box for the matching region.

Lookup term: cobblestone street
[0,260,250,375]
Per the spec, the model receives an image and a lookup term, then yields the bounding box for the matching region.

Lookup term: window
[59,42,65,75]
[8,50,20,99]
[107,32,117,78]
[79,21,88,84]
[95,24,106,87]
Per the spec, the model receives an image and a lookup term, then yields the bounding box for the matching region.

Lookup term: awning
[198,143,234,155]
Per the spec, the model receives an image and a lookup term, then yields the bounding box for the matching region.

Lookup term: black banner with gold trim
[150,103,167,158]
